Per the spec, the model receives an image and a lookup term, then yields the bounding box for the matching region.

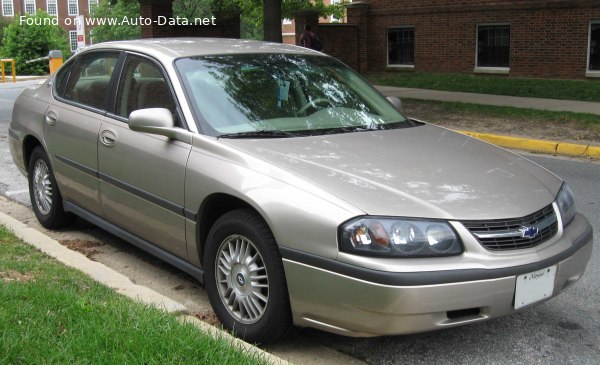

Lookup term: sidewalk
[374,86,600,115]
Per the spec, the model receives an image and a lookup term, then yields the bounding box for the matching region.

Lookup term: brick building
[1,0,98,51]
[321,0,600,79]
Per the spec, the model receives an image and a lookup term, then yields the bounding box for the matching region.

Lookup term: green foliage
[91,0,141,43]
[174,0,213,19]
[1,12,70,75]
[0,17,11,49]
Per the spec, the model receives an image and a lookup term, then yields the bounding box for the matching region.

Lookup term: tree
[91,0,141,43]
[1,12,70,75]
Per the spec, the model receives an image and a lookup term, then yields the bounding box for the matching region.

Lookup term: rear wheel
[28,147,75,229]
[204,209,294,344]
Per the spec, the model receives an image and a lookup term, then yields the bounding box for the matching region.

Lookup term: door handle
[45,111,58,126]
[100,130,117,147]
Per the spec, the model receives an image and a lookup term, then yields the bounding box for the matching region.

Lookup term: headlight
[339,217,462,257]
[556,183,576,227]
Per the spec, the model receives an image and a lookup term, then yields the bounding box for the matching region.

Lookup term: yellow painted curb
[457,130,599,159]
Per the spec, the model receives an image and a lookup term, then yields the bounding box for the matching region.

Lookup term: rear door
[46,51,121,216]
[98,53,191,258]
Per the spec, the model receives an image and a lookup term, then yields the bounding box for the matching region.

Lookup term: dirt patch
[194,310,222,327]
[403,100,600,146]
[59,239,103,260]
[0,270,35,282]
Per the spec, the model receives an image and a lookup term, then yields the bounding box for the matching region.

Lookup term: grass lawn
[406,98,600,127]
[0,226,266,365]
[367,72,600,102]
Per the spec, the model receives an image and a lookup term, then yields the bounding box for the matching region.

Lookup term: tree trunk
[263,0,282,42]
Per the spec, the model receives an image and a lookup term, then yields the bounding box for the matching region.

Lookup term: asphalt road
[1,81,598,364]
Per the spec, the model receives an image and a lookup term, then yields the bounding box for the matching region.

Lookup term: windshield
[175,53,410,137]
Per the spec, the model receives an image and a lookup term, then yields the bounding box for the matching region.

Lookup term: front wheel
[204,209,294,344]
[28,147,75,229]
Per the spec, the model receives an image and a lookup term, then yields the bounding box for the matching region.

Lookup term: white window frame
[282,18,292,25]
[69,30,78,52]
[386,26,416,69]
[330,0,342,23]
[586,21,600,78]
[68,0,79,16]
[474,23,510,74]
[88,0,98,14]
[47,0,57,16]
[24,0,35,14]
[2,0,14,16]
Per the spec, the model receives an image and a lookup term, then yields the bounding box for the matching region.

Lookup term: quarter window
[388,27,415,66]
[115,56,177,120]
[61,52,119,110]
[24,0,35,14]
[68,0,78,16]
[589,23,600,71]
[477,25,510,68]
[2,0,13,16]
[47,0,57,16]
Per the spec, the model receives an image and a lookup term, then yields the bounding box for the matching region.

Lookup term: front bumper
[282,214,593,337]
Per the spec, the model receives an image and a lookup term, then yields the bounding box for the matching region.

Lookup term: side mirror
[128,108,192,143]
[386,96,403,112]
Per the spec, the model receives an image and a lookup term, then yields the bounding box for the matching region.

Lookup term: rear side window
[61,52,119,110]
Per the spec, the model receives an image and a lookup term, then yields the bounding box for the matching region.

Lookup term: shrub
[1,12,71,75]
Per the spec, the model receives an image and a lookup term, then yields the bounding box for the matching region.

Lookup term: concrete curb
[458,131,600,159]
[0,209,289,365]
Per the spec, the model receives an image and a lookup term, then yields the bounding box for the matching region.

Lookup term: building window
[330,0,341,23]
[47,0,57,16]
[68,0,79,16]
[589,22,600,72]
[2,0,14,16]
[24,0,35,14]
[477,25,510,68]
[282,18,292,25]
[69,30,78,52]
[88,0,98,14]
[388,27,415,66]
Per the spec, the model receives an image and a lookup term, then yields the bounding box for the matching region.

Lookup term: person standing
[300,25,323,51]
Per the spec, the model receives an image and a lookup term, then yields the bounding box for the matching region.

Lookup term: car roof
[82,37,322,61]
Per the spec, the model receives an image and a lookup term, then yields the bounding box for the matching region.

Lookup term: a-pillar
[293,9,321,46]
[139,0,174,38]
[346,1,370,73]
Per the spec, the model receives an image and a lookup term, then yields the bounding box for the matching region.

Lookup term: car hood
[221,124,562,220]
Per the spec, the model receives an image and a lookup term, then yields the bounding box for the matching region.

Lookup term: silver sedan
[9,38,593,344]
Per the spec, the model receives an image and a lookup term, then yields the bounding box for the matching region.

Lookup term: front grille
[461,204,558,251]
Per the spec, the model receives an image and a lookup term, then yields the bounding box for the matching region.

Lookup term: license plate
[514,265,557,310]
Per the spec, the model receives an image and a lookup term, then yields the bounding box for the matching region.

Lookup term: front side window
[176,54,409,137]
[61,52,119,110]
[477,25,510,68]
[388,27,415,66]
[115,55,177,120]
[24,0,35,14]
[47,0,57,16]
[2,0,14,16]
[589,23,600,71]
[68,0,79,16]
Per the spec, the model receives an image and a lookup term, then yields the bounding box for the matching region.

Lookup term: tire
[204,209,294,344]
[28,147,75,229]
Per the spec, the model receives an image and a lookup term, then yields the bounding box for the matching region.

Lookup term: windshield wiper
[217,130,298,139]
